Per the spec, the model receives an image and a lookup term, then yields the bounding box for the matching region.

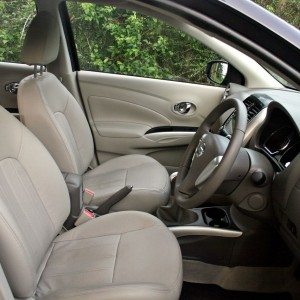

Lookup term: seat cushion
[36,211,182,300]
[83,154,171,213]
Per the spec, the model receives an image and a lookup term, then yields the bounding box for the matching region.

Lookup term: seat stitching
[17,124,24,159]
[54,233,120,244]
[35,242,55,291]
[62,95,87,173]
[0,212,36,293]
[52,244,118,254]
[10,158,56,231]
[84,172,126,186]
[54,111,82,173]
[44,283,174,298]
[124,169,128,186]
[35,78,79,174]
[54,224,160,243]
[11,159,56,231]
[84,169,126,180]
[62,88,70,114]
[7,159,55,246]
[85,161,155,177]
[112,234,121,283]
[45,267,113,277]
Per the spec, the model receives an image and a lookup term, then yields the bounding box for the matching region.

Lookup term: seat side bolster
[40,283,179,300]
[0,262,14,300]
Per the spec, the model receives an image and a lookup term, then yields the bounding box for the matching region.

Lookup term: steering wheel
[175,98,247,209]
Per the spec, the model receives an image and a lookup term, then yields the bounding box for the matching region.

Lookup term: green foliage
[0,0,299,85]
[68,0,300,84]
[0,0,35,62]
[68,3,220,84]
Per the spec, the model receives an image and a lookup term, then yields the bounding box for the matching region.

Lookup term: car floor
[180,282,292,300]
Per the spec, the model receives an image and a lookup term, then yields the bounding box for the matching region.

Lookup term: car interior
[0,0,300,299]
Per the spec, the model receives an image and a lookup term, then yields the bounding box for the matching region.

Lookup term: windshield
[252,0,299,89]
[266,68,297,89]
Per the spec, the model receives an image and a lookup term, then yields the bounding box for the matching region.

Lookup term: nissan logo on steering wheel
[195,134,207,158]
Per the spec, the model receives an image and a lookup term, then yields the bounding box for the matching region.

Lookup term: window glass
[67,3,221,84]
[0,0,36,63]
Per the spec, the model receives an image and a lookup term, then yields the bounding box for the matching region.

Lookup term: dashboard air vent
[222,85,231,102]
[243,95,268,122]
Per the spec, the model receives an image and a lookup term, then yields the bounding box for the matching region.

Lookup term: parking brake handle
[93,185,133,215]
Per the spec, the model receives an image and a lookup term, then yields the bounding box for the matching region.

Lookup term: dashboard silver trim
[243,107,268,146]
[195,156,223,187]
[169,226,243,238]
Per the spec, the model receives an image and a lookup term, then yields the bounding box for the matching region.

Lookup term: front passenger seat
[18,11,170,213]
[0,105,182,299]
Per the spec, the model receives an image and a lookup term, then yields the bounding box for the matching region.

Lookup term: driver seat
[0,105,182,299]
[18,12,170,213]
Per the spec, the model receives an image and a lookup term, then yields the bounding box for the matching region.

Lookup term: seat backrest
[18,11,94,175]
[0,106,70,298]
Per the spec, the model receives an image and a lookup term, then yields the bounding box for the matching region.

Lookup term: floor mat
[180,282,292,300]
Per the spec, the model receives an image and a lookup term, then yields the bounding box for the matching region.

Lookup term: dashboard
[219,84,300,171]
[220,83,300,260]
[219,93,270,139]
[258,108,300,171]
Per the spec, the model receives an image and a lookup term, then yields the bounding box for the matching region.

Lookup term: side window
[67,3,221,85]
[0,0,36,63]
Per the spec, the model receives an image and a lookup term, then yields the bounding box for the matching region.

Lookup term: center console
[168,206,241,238]
[158,169,293,268]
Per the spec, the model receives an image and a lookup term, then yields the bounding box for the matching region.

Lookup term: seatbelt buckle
[74,208,96,226]
[83,188,95,205]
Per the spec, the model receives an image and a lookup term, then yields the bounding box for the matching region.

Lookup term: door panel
[89,96,170,137]
[78,71,224,170]
[0,62,34,112]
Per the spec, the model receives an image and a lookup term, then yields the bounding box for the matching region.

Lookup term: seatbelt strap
[75,186,133,225]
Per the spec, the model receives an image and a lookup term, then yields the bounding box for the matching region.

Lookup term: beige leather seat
[18,12,170,213]
[0,105,182,299]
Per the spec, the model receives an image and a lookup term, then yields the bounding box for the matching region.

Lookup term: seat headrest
[21,11,60,66]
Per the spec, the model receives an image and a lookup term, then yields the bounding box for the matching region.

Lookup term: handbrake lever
[93,185,133,215]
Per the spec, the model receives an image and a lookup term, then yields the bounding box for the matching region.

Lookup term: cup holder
[202,208,230,228]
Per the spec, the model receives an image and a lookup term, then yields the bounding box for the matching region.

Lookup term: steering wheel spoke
[175,99,247,209]
[178,172,198,196]
[195,155,223,187]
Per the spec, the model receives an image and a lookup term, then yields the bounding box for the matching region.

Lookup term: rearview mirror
[206,61,229,85]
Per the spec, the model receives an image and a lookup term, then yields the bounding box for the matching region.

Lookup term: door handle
[5,82,19,94]
[174,102,193,115]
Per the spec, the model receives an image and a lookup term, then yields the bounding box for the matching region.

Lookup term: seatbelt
[74,185,133,226]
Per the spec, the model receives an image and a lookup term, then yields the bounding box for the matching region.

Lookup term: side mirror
[206,60,229,85]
